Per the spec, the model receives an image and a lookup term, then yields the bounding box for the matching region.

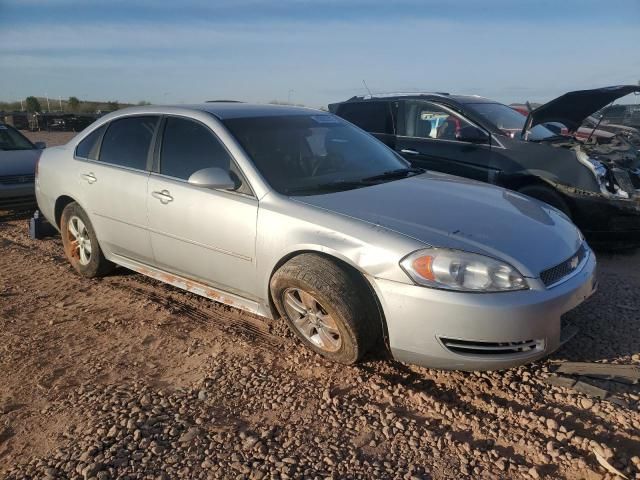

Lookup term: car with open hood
[329,85,640,243]
[35,103,596,371]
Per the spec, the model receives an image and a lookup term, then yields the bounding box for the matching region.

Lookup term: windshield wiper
[361,167,424,182]
[286,168,426,195]
[286,179,373,195]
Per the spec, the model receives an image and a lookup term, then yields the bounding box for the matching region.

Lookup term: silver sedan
[35,104,597,370]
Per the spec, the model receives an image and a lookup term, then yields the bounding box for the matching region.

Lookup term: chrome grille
[540,244,587,287]
[440,337,542,356]
[0,174,34,185]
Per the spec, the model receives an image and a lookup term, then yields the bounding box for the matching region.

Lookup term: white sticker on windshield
[311,115,341,124]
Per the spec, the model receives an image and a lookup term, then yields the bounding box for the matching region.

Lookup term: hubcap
[282,288,342,353]
[67,215,92,266]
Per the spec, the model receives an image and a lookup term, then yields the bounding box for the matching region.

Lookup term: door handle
[400,149,420,155]
[81,172,97,184]
[152,189,174,204]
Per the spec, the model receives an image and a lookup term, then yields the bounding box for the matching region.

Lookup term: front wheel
[60,202,114,278]
[270,254,380,364]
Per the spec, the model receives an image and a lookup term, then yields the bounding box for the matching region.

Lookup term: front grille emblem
[570,256,579,269]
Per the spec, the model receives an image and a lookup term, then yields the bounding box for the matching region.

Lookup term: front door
[396,100,495,183]
[146,116,258,299]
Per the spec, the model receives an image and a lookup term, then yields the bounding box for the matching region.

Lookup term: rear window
[75,125,106,160]
[99,116,158,170]
[336,102,395,134]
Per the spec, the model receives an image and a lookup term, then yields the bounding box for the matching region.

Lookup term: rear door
[396,100,495,182]
[74,115,158,264]
[146,116,258,299]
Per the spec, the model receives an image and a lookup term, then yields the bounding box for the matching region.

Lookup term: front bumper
[0,183,36,210]
[568,192,640,242]
[372,250,597,371]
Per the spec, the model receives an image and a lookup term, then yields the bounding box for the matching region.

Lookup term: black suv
[329,86,640,243]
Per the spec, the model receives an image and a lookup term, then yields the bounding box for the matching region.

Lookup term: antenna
[362,80,373,97]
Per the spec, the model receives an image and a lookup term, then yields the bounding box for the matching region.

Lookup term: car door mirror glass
[456,126,489,144]
[187,167,237,190]
[34,141,46,149]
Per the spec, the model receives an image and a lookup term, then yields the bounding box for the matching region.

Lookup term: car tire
[60,202,114,278]
[518,184,572,218]
[270,254,380,364]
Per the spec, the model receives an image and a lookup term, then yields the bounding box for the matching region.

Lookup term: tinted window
[0,124,34,151]
[75,124,106,160]
[99,116,158,170]
[336,102,395,134]
[404,101,477,140]
[223,114,408,195]
[160,117,231,180]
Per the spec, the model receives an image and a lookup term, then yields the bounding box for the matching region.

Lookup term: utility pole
[59,96,62,111]
[20,99,24,111]
[45,94,51,112]
[287,89,294,105]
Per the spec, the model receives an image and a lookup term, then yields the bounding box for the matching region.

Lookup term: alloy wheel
[67,215,92,266]
[282,288,342,352]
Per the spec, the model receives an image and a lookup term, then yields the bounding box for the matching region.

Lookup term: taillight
[35,152,41,178]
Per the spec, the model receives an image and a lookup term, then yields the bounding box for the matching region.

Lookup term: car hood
[294,173,583,278]
[0,149,40,175]
[525,85,640,133]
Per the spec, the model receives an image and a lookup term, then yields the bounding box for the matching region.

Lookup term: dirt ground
[0,132,639,479]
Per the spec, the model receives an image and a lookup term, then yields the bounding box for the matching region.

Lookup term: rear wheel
[518,184,572,218]
[270,254,380,364]
[60,202,114,278]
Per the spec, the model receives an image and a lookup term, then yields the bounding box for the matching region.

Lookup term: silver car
[35,104,597,370]
[0,123,46,209]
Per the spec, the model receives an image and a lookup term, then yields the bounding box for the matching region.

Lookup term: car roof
[99,103,323,122]
[173,102,320,119]
[338,93,497,105]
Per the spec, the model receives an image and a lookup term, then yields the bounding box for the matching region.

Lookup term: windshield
[466,102,557,141]
[223,114,410,195]
[0,125,35,151]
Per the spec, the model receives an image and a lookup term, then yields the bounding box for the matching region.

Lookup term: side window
[405,102,475,141]
[99,116,158,170]
[336,102,394,134]
[160,117,232,181]
[75,124,106,160]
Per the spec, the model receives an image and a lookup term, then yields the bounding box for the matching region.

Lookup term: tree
[25,96,41,113]
[68,96,80,111]
[106,101,119,111]
[136,100,151,106]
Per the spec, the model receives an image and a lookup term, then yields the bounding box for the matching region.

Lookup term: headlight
[400,248,528,292]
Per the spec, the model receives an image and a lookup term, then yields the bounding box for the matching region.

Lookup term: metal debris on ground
[551,361,640,385]
[543,375,629,407]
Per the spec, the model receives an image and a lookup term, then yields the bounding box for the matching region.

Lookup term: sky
[1,0,639,108]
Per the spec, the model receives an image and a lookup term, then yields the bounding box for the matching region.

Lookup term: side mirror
[455,126,489,144]
[187,167,237,190]
[34,141,46,149]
